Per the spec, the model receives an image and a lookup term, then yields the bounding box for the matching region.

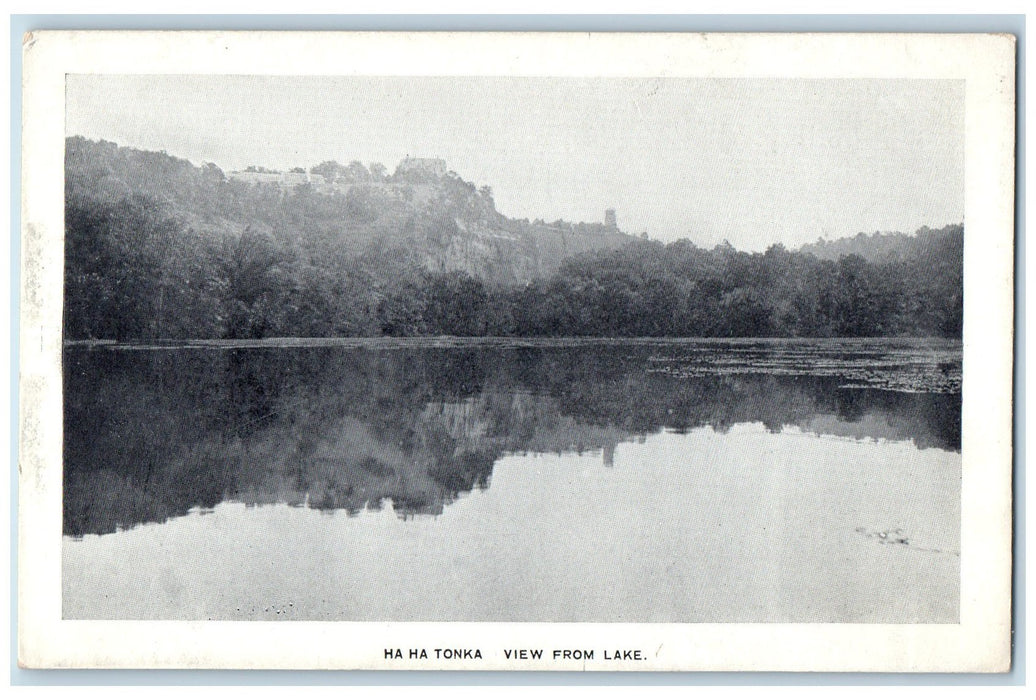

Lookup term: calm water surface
[63,338,961,622]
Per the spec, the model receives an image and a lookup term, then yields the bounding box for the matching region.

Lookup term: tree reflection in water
[63,340,961,537]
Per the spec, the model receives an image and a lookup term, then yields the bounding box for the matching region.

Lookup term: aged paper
[19,31,1014,670]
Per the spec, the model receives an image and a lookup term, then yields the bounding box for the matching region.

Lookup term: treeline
[63,137,962,340]
[504,231,962,338]
[334,228,963,338]
[799,228,955,263]
[64,184,962,340]
[65,192,428,339]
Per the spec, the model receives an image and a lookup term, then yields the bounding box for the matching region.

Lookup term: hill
[65,136,633,287]
[63,137,963,341]
[798,227,963,263]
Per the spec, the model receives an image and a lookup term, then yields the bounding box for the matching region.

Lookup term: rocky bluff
[66,137,635,287]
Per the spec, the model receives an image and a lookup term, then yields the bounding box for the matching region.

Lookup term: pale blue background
[9,13,1024,686]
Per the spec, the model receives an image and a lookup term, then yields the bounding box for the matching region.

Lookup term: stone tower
[605,208,617,229]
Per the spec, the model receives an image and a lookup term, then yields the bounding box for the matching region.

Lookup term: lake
[62,338,961,622]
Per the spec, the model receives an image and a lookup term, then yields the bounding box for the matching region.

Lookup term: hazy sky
[66,75,963,251]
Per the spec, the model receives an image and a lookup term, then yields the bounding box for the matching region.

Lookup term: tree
[345,185,376,223]
[64,194,184,340]
[220,227,286,338]
[833,254,882,336]
[421,271,488,336]
[370,163,388,182]
[345,161,371,184]
[310,160,342,182]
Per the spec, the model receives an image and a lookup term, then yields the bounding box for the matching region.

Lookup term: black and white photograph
[18,31,1015,671]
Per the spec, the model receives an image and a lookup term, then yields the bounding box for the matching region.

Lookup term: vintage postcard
[18,31,1014,671]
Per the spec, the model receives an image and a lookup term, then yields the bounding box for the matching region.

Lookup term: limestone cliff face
[374,166,635,285]
[415,212,633,286]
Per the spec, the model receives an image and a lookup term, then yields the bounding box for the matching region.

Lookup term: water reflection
[64,340,961,538]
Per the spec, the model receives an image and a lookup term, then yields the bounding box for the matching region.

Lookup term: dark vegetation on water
[64,341,961,537]
[64,137,963,341]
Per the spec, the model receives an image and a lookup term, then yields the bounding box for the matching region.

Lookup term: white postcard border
[18,31,1016,671]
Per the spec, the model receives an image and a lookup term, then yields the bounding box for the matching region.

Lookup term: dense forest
[499,230,962,338]
[64,137,963,341]
[799,229,951,263]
